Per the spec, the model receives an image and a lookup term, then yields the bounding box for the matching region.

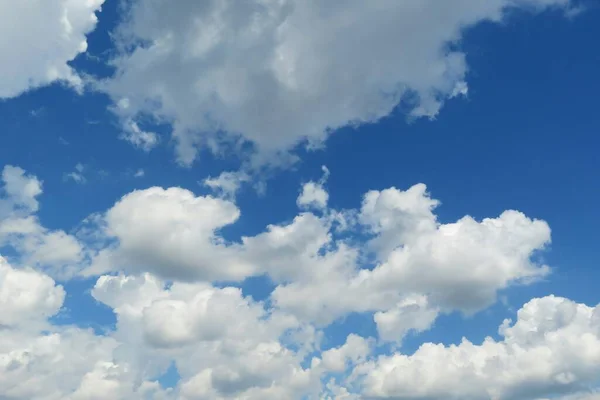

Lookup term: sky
[0,0,599,399]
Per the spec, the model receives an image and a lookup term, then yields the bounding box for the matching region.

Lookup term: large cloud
[0,255,169,400]
[355,295,600,400]
[0,256,64,328]
[271,184,551,326]
[0,0,104,98]
[84,186,252,281]
[0,167,598,399]
[81,175,552,354]
[91,273,322,399]
[105,0,570,165]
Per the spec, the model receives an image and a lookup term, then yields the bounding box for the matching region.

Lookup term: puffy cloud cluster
[86,178,550,326]
[0,256,64,329]
[0,255,169,400]
[271,183,551,327]
[297,166,330,211]
[90,273,323,399]
[0,0,104,98]
[1,165,598,399]
[355,295,600,400]
[0,166,83,278]
[1,1,595,398]
[104,0,571,165]
[85,187,249,281]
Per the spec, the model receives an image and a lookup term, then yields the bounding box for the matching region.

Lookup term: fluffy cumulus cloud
[0,166,84,278]
[91,273,321,399]
[104,0,571,165]
[0,256,166,400]
[2,0,596,398]
[0,0,105,98]
[0,165,599,398]
[84,186,252,281]
[0,256,64,328]
[297,166,330,211]
[271,183,551,326]
[355,295,600,400]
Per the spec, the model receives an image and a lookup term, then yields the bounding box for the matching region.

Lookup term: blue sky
[1,1,600,399]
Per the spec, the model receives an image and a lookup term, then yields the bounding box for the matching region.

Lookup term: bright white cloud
[85,185,344,284]
[74,175,554,371]
[0,0,105,98]
[81,176,551,333]
[355,295,600,400]
[0,167,598,399]
[374,295,440,343]
[104,0,570,165]
[297,166,330,211]
[203,171,250,199]
[359,183,440,260]
[0,254,165,400]
[0,166,84,278]
[272,184,551,325]
[0,256,64,329]
[321,334,373,373]
[0,325,168,400]
[85,186,253,281]
[1,2,595,399]
[92,273,321,399]
[0,165,42,216]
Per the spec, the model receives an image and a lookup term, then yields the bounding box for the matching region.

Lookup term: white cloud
[0,325,168,400]
[104,0,570,165]
[65,163,87,184]
[0,170,598,399]
[358,183,440,260]
[0,256,64,329]
[85,185,342,284]
[321,334,373,373]
[92,273,321,399]
[374,295,440,343]
[272,184,551,325]
[203,171,250,199]
[120,119,160,152]
[297,166,330,211]
[84,186,253,281]
[0,166,84,278]
[0,0,104,98]
[81,176,551,333]
[355,295,600,400]
[0,165,42,216]
[0,255,171,400]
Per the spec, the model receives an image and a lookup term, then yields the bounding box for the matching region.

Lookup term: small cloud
[565,4,586,19]
[64,163,86,184]
[203,171,250,199]
[134,169,145,178]
[29,107,45,117]
[297,165,330,211]
[58,137,70,145]
[120,120,159,152]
